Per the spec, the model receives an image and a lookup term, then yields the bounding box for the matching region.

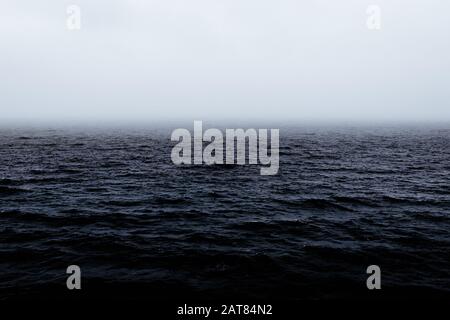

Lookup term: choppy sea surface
[1,125,449,300]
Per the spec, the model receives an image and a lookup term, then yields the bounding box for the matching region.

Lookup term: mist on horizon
[1,0,449,123]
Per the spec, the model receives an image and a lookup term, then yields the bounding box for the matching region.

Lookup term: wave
[332,196,379,207]
[0,186,28,195]
[273,198,354,211]
[0,179,22,186]
[0,210,149,226]
[381,195,448,206]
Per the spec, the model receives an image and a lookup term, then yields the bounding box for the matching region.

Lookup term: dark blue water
[1,125,449,300]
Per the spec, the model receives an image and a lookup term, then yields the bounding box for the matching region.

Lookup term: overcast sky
[1,0,449,123]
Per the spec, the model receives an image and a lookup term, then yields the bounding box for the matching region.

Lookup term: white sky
[1,0,449,123]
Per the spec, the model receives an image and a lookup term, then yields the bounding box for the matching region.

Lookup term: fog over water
[1,126,449,299]
[1,1,450,301]
[1,0,449,123]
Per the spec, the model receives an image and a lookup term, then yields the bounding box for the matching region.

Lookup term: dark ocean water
[1,125,449,300]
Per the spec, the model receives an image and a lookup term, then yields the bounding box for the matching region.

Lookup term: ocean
[1,124,449,300]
